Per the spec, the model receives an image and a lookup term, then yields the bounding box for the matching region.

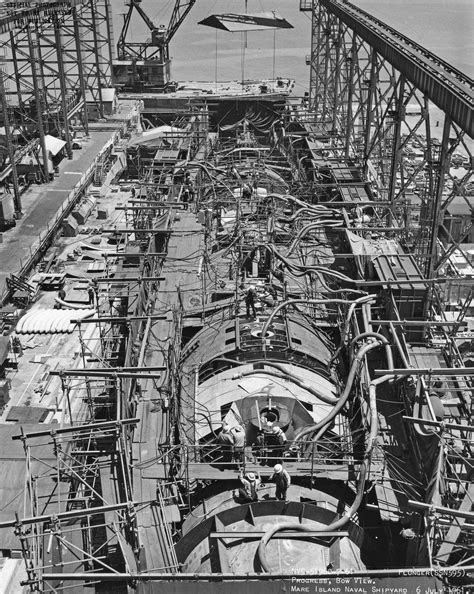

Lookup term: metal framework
[0,0,112,219]
[0,421,140,592]
[301,0,473,279]
[0,1,472,590]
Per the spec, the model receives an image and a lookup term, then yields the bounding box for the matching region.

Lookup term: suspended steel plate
[198,12,293,33]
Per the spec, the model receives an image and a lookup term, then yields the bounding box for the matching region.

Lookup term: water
[111,0,473,92]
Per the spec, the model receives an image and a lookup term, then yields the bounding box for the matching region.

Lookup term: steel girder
[6,0,112,123]
[0,0,113,217]
[303,0,473,279]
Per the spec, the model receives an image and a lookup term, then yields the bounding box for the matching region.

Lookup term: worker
[242,182,252,200]
[131,186,136,198]
[88,284,95,307]
[184,172,195,203]
[181,186,189,210]
[252,429,266,463]
[271,464,291,501]
[231,424,245,465]
[245,285,257,318]
[235,469,261,503]
[270,425,287,464]
[261,281,277,311]
[217,423,234,463]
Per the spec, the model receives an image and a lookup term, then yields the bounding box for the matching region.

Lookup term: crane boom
[113,0,197,91]
[167,1,197,44]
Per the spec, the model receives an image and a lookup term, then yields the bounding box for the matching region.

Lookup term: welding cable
[278,205,340,223]
[267,244,360,286]
[313,273,366,297]
[288,221,344,255]
[258,371,394,573]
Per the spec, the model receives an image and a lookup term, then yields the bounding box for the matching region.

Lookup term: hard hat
[272,425,282,433]
[246,472,256,481]
[273,464,283,473]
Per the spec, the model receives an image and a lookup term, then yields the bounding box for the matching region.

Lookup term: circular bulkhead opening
[259,407,280,424]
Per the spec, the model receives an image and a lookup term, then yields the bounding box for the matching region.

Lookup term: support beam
[49,369,163,379]
[0,501,140,529]
[12,417,140,440]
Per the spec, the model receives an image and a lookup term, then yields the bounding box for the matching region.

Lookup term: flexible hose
[54,297,96,312]
[350,331,394,371]
[328,296,376,367]
[267,244,361,286]
[293,341,381,441]
[288,221,343,255]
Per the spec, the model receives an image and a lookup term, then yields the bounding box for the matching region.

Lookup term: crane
[113,0,197,92]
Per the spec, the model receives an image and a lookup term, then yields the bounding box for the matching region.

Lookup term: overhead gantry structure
[0,0,113,219]
[300,0,473,280]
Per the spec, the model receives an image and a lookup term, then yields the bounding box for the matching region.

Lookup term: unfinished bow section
[0,2,471,594]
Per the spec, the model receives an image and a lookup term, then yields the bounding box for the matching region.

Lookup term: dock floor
[0,130,119,296]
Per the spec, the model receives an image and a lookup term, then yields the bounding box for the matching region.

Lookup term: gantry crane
[113,0,197,91]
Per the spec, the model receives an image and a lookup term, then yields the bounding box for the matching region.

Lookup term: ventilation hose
[293,341,382,441]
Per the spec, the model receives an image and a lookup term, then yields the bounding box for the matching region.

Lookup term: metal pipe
[408,500,474,521]
[375,368,474,376]
[403,416,474,433]
[41,566,474,580]
[0,500,141,529]
[12,417,139,440]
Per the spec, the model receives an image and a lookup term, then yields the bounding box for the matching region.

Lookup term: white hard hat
[274,464,283,473]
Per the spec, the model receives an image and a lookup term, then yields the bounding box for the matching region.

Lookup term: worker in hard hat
[217,422,234,463]
[271,463,291,501]
[235,468,261,502]
[270,425,287,464]
[231,424,246,466]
